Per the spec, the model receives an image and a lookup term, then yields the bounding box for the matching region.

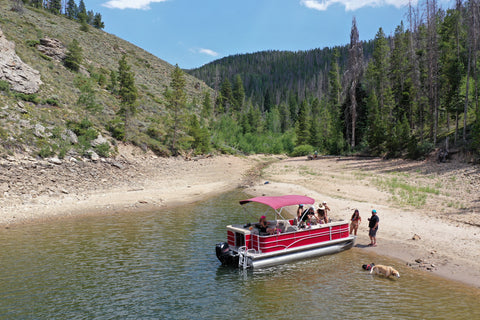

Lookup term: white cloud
[300,0,418,11]
[102,0,167,10]
[198,48,219,57]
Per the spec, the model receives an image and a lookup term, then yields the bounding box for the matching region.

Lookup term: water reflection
[0,190,478,319]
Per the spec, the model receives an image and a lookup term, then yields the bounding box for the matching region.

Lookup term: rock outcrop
[36,37,66,62]
[0,28,42,94]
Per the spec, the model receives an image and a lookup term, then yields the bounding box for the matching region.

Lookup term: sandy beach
[1,145,479,288]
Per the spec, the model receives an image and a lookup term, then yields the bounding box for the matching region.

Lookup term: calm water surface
[0,190,479,319]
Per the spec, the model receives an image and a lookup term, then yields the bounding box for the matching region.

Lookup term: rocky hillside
[0,4,212,159]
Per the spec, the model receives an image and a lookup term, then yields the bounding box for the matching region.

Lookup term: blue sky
[85,0,454,69]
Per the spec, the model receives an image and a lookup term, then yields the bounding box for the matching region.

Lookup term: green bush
[37,140,57,158]
[146,138,170,156]
[407,138,433,160]
[43,96,60,106]
[0,80,10,93]
[94,142,110,158]
[25,39,40,47]
[106,117,125,141]
[290,144,314,157]
[14,92,40,103]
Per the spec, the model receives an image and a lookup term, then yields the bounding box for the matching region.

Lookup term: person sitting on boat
[303,206,316,225]
[256,215,274,235]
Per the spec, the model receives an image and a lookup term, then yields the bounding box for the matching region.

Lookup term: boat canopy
[239,195,315,210]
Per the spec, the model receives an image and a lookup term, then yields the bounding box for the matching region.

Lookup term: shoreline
[1,150,479,288]
[243,157,480,289]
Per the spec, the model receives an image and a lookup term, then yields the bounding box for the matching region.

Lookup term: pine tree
[31,0,42,8]
[65,0,78,19]
[107,70,117,94]
[232,75,245,112]
[93,13,105,29]
[164,65,187,155]
[78,0,87,22]
[218,79,233,114]
[201,91,212,118]
[264,89,274,113]
[366,91,386,154]
[440,7,465,143]
[188,115,210,154]
[64,39,83,71]
[117,55,138,141]
[49,0,61,14]
[295,99,310,146]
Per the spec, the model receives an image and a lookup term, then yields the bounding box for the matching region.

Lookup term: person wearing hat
[367,209,379,246]
[317,205,327,224]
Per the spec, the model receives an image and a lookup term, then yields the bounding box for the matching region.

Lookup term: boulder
[36,37,67,62]
[61,129,78,144]
[0,28,42,94]
[91,134,109,147]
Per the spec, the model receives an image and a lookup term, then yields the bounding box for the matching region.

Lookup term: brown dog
[370,264,400,278]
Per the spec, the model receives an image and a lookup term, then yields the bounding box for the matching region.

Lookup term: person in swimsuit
[350,209,361,235]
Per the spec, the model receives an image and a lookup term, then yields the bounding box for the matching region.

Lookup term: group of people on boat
[254,199,378,243]
[294,201,330,227]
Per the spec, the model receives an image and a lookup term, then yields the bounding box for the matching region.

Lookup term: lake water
[0,190,479,319]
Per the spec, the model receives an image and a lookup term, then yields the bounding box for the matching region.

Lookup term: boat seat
[277,220,292,233]
[285,226,296,233]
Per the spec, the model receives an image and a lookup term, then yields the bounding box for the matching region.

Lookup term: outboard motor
[215,242,238,266]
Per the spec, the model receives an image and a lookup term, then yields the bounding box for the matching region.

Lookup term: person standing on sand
[350,209,361,235]
[368,209,379,246]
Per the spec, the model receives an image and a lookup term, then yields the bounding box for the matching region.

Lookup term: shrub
[290,144,314,157]
[106,117,125,141]
[25,39,40,47]
[43,96,60,106]
[14,92,40,104]
[94,142,110,158]
[0,80,10,93]
[37,140,57,158]
[407,138,434,160]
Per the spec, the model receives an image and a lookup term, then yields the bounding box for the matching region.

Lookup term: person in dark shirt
[368,209,379,246]
[303,206,315,223]
[257,215,274,235]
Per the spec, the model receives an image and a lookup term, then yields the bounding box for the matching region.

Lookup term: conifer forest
[189,0,480,159]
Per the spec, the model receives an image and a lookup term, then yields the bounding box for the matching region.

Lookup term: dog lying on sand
[369,264,400,278]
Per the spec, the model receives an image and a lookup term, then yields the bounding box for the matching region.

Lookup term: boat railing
[250,222,349,253]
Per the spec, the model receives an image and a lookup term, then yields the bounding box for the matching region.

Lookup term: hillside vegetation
[0,3,212,159]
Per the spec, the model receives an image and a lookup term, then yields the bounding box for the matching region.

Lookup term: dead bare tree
[345,17,363,148]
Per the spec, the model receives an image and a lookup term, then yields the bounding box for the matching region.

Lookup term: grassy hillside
[0,4,212,158]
